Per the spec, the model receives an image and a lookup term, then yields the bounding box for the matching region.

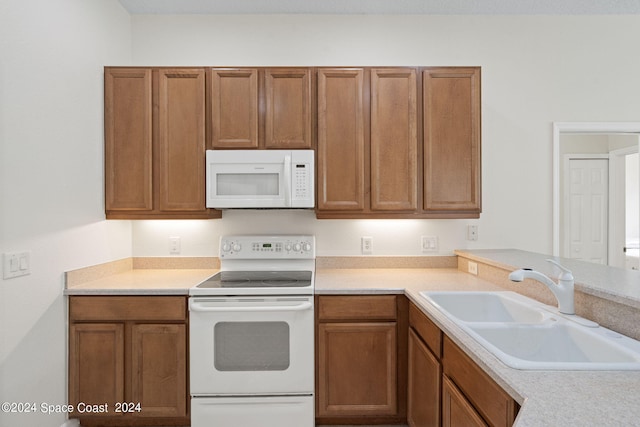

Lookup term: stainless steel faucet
[508,259,575,315]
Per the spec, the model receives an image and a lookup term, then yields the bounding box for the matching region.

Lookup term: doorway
[553,122,640,270]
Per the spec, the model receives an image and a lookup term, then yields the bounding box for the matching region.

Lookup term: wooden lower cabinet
[408,329,441,427]
[442,375,488,427]
[408,301,519,427]
[316,295,408,424]
[68,296,188,426]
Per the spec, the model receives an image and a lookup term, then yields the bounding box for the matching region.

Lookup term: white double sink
[421,291,640,370]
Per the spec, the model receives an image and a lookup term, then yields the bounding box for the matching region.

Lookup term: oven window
[216,173,279,196]
[214,322,290,371]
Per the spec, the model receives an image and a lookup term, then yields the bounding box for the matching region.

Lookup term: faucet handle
[546,259,574,281]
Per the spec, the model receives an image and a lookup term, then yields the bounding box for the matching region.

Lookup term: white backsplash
[132,210,479,257]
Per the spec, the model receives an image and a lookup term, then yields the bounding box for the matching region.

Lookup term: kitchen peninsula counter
[315,250,640,427]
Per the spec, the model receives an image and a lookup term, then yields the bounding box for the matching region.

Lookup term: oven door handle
[190,301,312,313]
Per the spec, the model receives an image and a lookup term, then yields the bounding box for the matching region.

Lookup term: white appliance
[206,150,314,209]
[189,235,315,427]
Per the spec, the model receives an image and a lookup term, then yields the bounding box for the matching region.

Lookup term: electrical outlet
[467,225,478,241]
[3,251,31,279]
[421,236,438,252]
[169,236,181,255]
[361,236,373,255]
[468,261,478,275]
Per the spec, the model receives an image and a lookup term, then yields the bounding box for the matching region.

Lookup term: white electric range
[189,235,315,427]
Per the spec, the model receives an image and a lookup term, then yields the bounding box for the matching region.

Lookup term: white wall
[130,15,640,257]
[0,1,132,426]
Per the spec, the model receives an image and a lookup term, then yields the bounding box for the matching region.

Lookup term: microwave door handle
[190,301,312,312]
[284,154,292,207]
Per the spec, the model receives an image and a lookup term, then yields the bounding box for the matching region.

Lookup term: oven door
[189,296,314,395]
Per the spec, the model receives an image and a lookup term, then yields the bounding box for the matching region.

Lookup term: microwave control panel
[293,163,311,201]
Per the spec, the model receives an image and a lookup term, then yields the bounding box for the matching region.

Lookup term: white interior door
[564,158,609,264]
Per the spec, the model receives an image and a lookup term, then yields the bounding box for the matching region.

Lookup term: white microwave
[206,150,314,209]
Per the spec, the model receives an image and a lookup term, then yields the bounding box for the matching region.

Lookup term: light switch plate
[3,252,31,279]
[421,236,438,252]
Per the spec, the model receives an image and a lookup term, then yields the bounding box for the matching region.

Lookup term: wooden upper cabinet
[317,68,365,211]
[157,69,207,212]
[370,68,418,211]
[104,68,153,212]
[104,67,218,219]
[210,68,259,149]
[423,67,481,213]
[265,68,313,149]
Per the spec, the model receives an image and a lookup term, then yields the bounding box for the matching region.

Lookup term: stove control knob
[232,243,242,252]
[303,242,312,252]
[293,243,302,252]
[285,243,292,251]
[222,243,231,252]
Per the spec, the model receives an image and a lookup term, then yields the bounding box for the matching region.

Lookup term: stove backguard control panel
[219,235,315,259]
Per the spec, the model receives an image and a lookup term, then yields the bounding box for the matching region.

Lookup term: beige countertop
[64,257,218,295]
[64,252,640,426]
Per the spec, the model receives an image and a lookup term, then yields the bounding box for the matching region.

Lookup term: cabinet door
[442,375,488,427]
[317,68,365,211]
[443,336,518,427]
[69,323,125,415]
[104,68,153,212]
[408,329,441,427]
[157,68,207,212]
[265,68,312,149]
[210,68,259,149]
[370,68,418,211]
[423,67,481,213]
[317,322,397,417]
[131,324,187,418]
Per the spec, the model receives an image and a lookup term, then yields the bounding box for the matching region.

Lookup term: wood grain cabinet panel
[370,68,418,211]
[317,322,398,417]
[423,67,481,213]
[131,324,187,418]
[443,336,518,427]
[442,375,488,427]
[69,323,125,417]
[210,68,259,148]
[104,68,153,212]
[316,295,407,425]
[408,329,441,427]
[317,68,365,211]
[265,68,313,149]
[104,67,218,219]
[69,296,189,427]
[157,69,207,212]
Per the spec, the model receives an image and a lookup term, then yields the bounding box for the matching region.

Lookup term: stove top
[197,270,312,289]
[190,235,316,296]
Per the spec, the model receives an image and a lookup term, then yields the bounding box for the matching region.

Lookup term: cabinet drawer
[318,295,397,321]
[69,296,187,321]
[409,302,442,358]
[443,336,518,427]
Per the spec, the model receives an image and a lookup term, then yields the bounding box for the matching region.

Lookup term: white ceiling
[118,0,640,15]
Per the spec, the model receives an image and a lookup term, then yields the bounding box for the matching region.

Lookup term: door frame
[553,122,640,258]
